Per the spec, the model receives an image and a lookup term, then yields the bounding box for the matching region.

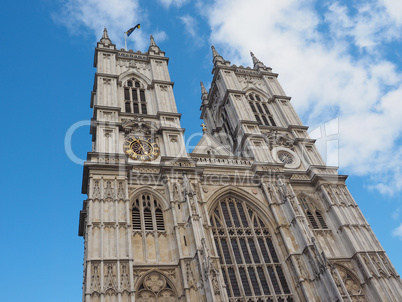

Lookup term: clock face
[124,136,160,161]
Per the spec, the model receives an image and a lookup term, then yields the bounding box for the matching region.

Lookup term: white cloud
[179,15,198,38]
[325,1,401,52]
[178,15,203,46]
[381,0,402,25]
[202,0,402,194]
[393,223,402,240]
[54,0,149,50]
[158,0,189,8]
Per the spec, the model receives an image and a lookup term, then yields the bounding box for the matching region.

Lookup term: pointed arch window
[299,195,328,230]
[132,194,165,233]
[248,92,276,126]
[211,197,293,301]
[123,79,147,114]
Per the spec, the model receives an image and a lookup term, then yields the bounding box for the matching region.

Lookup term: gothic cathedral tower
[79,29,402,302]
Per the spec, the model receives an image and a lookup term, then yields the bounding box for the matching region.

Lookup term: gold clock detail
[124,136,160,161]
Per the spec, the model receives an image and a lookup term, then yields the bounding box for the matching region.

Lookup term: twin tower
[78,28,402,302]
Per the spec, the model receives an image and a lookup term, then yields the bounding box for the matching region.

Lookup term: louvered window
[248,93,276,126]
[299,196,329,230]
[211,197,293,301]
[132,194,165,233]
[123,79,147,114]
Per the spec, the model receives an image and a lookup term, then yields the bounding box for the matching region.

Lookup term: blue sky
[1,0,401,301]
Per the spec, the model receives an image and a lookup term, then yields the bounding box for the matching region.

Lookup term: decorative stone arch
[207,185,294,300]
[244,87,270,99]
[130,187,169,211]
[206,185,277,229]
[330,263,366,301]
[118,70,152,88]
[135,270,178,302]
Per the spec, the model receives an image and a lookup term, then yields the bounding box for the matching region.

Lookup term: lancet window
[132,194,165,233]
[123,79,147,114]
[248,93,276,126]
[211,196,293,301]
[299,195,328,229]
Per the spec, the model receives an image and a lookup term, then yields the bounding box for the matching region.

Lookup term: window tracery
[299,195,328,229]
[211,196,293,301]
[331,265,365,302]
[248,93,276,127]
[132,194,165,234]
[136,272,177,302]
[123,79,147,114]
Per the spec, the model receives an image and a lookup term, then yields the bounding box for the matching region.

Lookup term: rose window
[278,152,294,164]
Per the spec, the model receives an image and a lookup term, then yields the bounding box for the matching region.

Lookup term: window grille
[132,194,165,233]
[247,93,276,126]
[211,197,293,301]
[123,79,147,114]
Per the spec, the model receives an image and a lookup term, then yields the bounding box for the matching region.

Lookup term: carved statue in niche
[172,183,180,202]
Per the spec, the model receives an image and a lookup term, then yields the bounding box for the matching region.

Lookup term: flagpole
[125,34,127,51]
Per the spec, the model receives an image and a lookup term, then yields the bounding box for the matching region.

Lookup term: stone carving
[172,183,180,202]
[120,263,130,291]
[290,174,310,180]
[295,255,308,280]
[379,254,396,276]
[289,197,301,215]
[361,254,374,276]
[90,263,101,292]
[331,264,365,301]
[136,272,177,302]
[182,174,194,196]
[93,180,101,199]
[144,273,166,292]
[117,59,150,71]
[104,181,114,198]
[210,269,220,295]
[238,75,263,89]
[159,85,168,92]
[117,181,125,199]
[370,254,385,276]
[186,261,197,290]
[122,117,155,136]
[264,130,295,151]
[104,263,118,293]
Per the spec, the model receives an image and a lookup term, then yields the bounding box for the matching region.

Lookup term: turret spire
[150,35,157,46]
[200,81,208,103]
[211,45,225,65]
[148,34,164,55]
[250,51,267,69]
[211,45,220,58]
[200,81,207,95]
[100,27,112,45]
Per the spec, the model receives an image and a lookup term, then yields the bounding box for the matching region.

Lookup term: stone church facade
[78,28,402,302]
